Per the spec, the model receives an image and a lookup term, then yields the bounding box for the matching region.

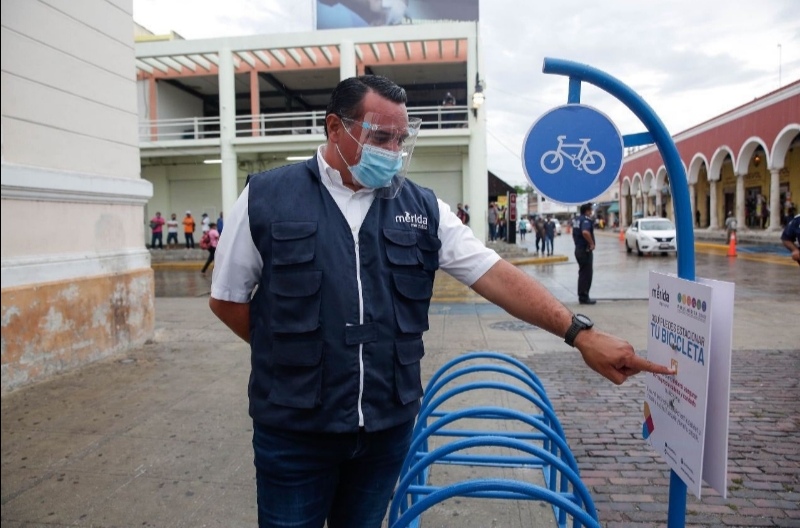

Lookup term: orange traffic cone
[727,231,737,257]
[619,228,625,241]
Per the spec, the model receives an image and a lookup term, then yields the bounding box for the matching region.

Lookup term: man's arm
[582,229,595,250]
[470,259,674,384]
[209,298,251,343]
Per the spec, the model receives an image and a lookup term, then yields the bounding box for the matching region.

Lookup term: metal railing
[138,106,469,142]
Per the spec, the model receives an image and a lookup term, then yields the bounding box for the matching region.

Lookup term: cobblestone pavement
[524,347,800,527]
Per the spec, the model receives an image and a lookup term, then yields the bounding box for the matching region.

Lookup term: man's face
[171,215,176,220]
[327,91,409,183]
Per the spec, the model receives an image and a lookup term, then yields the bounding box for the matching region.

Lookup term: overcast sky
[133,0,800,186]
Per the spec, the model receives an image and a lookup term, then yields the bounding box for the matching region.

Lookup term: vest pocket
[267,340,323,409]
[383,228,419,266]
[395,338,425,405]
[391,272,433,334]
[272,222,317,265]
[268,271,322,333]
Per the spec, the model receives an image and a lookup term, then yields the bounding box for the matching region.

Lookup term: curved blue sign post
[541,57,694,528]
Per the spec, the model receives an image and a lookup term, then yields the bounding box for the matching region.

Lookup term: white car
[625,217,677,256]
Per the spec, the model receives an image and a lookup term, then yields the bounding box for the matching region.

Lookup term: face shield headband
[338,113,422,199]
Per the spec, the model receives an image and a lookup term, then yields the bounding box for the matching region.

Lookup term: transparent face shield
[341,111,422,199]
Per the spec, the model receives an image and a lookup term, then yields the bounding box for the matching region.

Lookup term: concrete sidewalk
[2,296,799,527]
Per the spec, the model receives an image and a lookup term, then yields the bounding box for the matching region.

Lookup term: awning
[607,202,620,213]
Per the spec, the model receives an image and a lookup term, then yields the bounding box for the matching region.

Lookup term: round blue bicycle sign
[522,104,623,205]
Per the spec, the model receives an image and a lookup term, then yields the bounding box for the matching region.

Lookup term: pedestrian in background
[200,222,219,274]
[517,215,528,241]
[216,211,224,234]
[544,216,556,256]
[166,213,180,249]
[183,211,196,249]
[572,203,596,305]
[725,211,737,243]
[149,211,165,249]
[487,202,498,242]
[534,216,546,254]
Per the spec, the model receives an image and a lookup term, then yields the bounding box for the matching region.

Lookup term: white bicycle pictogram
[539,135,606,174]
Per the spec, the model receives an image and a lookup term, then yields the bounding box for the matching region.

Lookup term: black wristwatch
[564,314,594,347]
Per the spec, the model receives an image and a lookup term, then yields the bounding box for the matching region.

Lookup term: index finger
[626,355,676,375]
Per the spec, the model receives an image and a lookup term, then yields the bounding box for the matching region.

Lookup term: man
[216,211,224,234]
[149,212,165,249]
[201,212,210,233]
[572,203,596,305]
[487,202,498,241]
[182,211,196,248]
[534,216,546,254]
[544,215,556,256]
[780,213,800,266]
[725,211,737,244]
[200,222,220,275]
[455,203,469,225]
[166,213,180,249]
[209,75,672,528]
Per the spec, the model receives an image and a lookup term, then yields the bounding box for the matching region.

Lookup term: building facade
[1,0,153,394]
[135,22,490,242]
[619,81,800,231]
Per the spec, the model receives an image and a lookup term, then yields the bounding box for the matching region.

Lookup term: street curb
[507,255,569,266]
[151,255,572,270]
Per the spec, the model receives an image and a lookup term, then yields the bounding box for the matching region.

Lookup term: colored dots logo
[642,402,655,439]
[676,292,707,312]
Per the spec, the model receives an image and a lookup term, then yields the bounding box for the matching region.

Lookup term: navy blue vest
[247,158,441,433]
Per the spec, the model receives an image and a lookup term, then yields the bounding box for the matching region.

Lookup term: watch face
[576,314,593,327]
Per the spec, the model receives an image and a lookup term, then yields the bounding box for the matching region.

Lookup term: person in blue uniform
[208,75,673,528]
[781,213,800,266]
[572,203,597,304]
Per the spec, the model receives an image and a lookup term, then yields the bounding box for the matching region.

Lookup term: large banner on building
[316,0,479,30]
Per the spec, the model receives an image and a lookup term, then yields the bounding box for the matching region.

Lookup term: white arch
[687,153,709,185]
[655,165,669,189]
[771,124,800,168]
[643,170,656,195]
[735,136,768,176]
[708,145,735,181]
[620,177,631,196]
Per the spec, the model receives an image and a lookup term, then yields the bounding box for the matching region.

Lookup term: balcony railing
[139,106,469,142]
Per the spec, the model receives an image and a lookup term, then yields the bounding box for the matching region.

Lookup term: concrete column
[769,168,781,231]
[339,40,356,80]
[735,173,745,229]
[689,184,696,227]
[709,180,719,229]
[620,194,628,228]
[655,191,662,216]
[467,32,488,243]
[218,47,238,216]
[250,70,260,137]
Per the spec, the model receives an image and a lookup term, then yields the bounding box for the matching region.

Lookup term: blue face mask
[339,143,403,189]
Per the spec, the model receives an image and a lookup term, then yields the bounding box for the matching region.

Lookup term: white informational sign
[643,271,733,499]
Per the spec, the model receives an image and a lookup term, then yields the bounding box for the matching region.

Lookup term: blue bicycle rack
[388,352,600,528]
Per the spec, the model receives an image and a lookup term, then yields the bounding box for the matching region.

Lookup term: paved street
[2,232,798,527]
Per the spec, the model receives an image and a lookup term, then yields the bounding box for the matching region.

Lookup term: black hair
[580,203,593,214]
[324,75,407,137]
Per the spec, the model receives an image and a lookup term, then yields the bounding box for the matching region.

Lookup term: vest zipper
[354,238,365,427]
